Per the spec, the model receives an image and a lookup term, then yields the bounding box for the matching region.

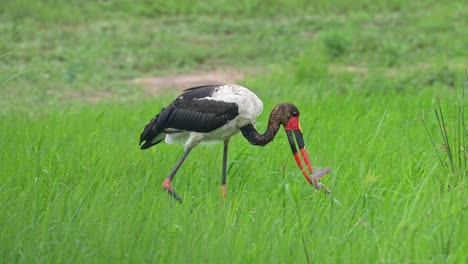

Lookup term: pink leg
[162,147,192,203]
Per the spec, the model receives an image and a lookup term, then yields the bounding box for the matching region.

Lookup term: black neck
[240,119,281,146]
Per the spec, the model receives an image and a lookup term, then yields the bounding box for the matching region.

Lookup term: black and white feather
[140,84,263,150]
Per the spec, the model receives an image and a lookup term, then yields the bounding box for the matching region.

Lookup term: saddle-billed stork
[140,84,330,202]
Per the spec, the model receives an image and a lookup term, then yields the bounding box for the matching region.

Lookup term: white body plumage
[164,85,263,149]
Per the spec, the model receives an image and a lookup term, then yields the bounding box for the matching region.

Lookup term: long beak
[284,117,314,185]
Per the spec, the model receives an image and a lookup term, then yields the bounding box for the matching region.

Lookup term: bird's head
[242,102,330,191]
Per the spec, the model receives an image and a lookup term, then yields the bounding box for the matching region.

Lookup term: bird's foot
[220,184,227,199]
[162,178,183,203]
[310,167,332,194]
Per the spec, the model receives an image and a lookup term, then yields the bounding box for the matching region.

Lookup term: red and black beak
[284,116,315,186]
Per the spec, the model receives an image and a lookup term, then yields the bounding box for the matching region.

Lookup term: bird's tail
[139,114,165,149]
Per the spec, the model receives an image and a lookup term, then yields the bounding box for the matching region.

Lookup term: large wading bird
[140,84,331,202]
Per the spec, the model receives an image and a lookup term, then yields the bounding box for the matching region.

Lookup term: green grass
[1,1,467,263]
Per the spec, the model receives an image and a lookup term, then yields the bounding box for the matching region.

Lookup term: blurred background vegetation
[1,0,466,109]
[0,1,466,263]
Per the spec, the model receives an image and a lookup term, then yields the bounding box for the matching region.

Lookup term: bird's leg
[220,139,229,198]
[162,147,192,203]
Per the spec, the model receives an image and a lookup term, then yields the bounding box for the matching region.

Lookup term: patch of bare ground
[45,68,254,103]
[131,68,252,96]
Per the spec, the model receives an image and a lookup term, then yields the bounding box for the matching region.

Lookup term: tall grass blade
[422,113,446,172]
[285,184,311,264]
[434,97,455,173]
[424,72,467,188]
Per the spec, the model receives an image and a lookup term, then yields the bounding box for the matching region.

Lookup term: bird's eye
[292,111,299,117]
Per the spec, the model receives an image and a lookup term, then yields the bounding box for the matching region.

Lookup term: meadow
[0,0,467,263]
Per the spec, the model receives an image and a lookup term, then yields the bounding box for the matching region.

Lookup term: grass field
[1,1,467,263]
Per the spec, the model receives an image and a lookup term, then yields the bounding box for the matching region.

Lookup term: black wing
[140,85,239,149]
[166,98,239,132]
